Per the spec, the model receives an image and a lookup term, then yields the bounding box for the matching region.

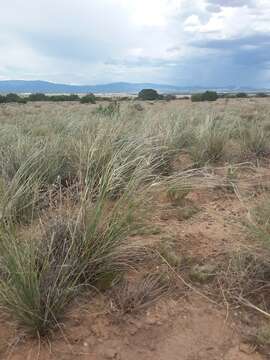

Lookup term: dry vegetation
[0,98,270,358]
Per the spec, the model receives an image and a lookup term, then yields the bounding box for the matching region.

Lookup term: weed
[112,272,170,314]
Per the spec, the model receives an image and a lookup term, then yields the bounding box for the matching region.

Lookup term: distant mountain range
[0,80,266,94]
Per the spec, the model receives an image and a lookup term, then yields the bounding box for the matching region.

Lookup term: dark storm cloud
[207,0,253,8]
[190,34,270,66]
[0,0,269,87]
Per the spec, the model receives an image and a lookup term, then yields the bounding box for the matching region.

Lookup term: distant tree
[191,91,218,102]
[48,94,80,102]
[28,93,48,101]
[138,89,163,101]
[235,92,248,98]
[0,95,6,103]
[80,93,96,104]
[256,92,268,98]
[5,93,21,102]
[191,93,203,102]
[5,93,27,103]
[202,91,218,101]
[68,94,80,101]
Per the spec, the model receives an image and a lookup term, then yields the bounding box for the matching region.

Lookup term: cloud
[0,0,269,87]
[207,0,253,8]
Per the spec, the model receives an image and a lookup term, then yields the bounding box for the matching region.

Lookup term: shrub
[28,93,48,101]
[80,93,96,104]
[191,91,218,102]
[138,89,163,101]
[5,93,21,102]
[236,92,248,98]
[4,93,27,104]
[203,91,218,101]
[191,93,203,102]
[256,92,268,98]
[68,94,80,101]
[49,94,79,102]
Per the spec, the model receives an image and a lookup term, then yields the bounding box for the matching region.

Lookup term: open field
[0,98,270,359]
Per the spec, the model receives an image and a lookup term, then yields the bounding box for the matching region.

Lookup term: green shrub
[80,93,96,104]
[68,94,80,101]
[48,94,79,102]
[28,93,48,101]
[4,93,27,104]
[138,89,163,101]
[191,91,218,102]
[5,93,21,102]
[191,93,203,102]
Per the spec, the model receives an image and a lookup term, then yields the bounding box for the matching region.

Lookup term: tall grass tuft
[0,150,152,335]
[190,115,228,166]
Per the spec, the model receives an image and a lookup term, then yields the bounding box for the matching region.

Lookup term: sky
[0,0,270,87]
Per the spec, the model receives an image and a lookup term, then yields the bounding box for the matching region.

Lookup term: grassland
[0,97,270,359]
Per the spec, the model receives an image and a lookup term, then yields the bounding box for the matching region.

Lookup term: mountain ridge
[0,80,264,94]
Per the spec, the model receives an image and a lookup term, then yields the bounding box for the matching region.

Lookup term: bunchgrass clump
[190,116,228,166]
[240,119,270,157]
[0,140,154,335]
[112,272,170,315]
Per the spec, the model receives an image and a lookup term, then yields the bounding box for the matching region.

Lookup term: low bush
[1,93,28,104]
[49,94,80,102]
[191,91,218,102]
[256,92,268,98]
[138,89,163,101]
[80,93,96,104]
[28,93,48,101]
